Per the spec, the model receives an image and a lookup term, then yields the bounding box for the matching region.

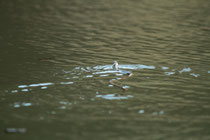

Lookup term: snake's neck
[112,61,119,71]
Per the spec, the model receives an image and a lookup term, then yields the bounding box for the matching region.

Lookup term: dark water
[1,0,210,139]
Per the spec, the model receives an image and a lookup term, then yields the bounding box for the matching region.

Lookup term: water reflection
[21,89,29,92]
[15,63,155,94]
[179,67,192,73]
[164,72,175,76]
[138,109,145,114]
[14,102,32,108]
[138,109,164,115]
[190,73,200,78]
[60,82,73,85]
[12,63,208,95]
[18,82,54,88]
[152,111,164,116]
[93,64,156,71]
[96,94,133,100]
[59,101,72,110]
[41,86,47,89]
[161,66,169,70]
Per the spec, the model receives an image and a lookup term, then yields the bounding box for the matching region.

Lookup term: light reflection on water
[96,94,133,100]
[14,102,32,108]
[93,64,156,71]
[11,63,208,96]
[11,63,206,101]
[15,64,152,93]
[18,82,54,88]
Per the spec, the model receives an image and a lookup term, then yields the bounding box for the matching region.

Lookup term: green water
[1,0,210,140]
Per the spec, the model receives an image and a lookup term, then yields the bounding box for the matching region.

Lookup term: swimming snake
[109,61,133,91]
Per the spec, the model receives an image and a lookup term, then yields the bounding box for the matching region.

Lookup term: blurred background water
[0,0,210,139]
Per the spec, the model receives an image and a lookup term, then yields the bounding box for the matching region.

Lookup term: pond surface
[1,0,210,140]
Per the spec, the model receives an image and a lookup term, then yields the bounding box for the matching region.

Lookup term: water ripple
[96,94,133,100]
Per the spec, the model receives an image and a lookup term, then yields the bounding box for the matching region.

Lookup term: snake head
[112,61,119,71]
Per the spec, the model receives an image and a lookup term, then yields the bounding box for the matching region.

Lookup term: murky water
[1,0,210,140]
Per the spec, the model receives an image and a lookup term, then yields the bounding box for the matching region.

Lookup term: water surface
[1,0,210,140]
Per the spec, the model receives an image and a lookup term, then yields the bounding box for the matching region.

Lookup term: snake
[109,61,133,92]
